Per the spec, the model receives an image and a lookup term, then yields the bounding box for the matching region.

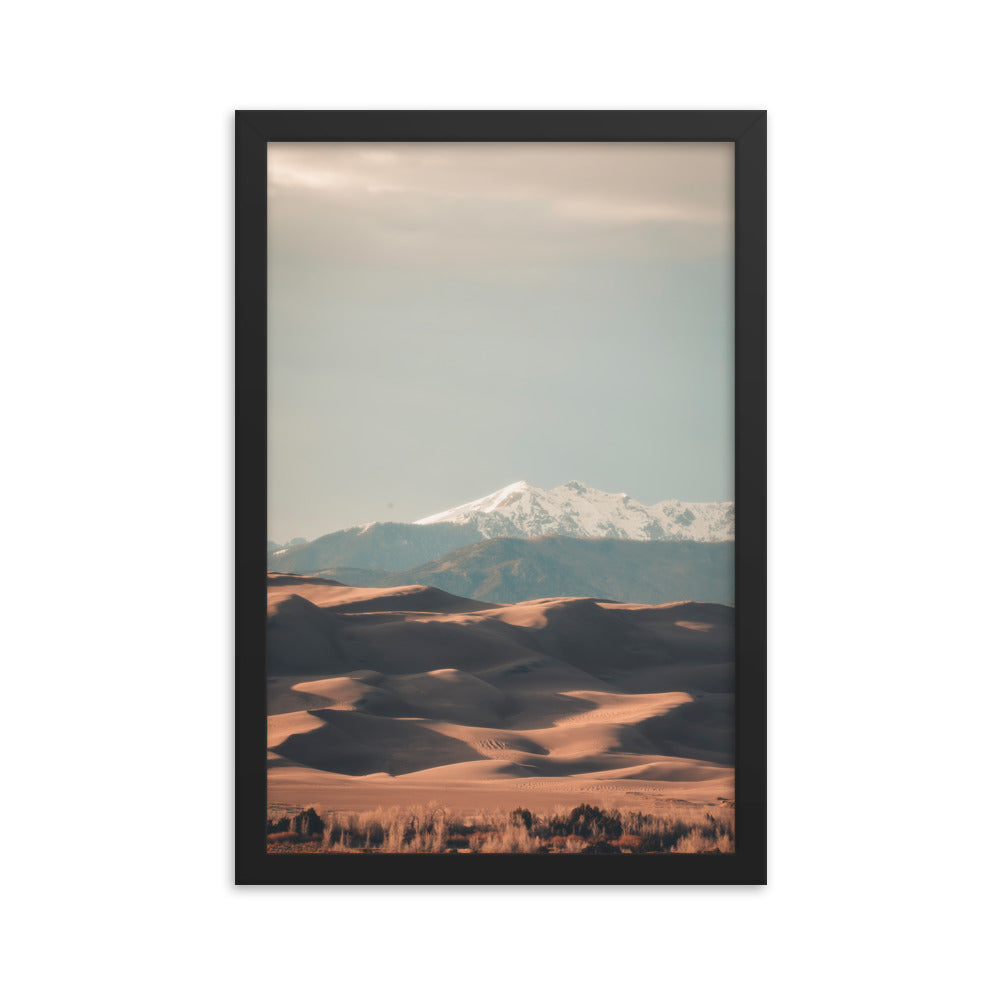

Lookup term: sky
[267,142,734,543]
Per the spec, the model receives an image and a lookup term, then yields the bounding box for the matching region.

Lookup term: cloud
[267,142,732,266]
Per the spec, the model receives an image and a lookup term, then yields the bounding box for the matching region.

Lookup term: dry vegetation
[266,801,734,854]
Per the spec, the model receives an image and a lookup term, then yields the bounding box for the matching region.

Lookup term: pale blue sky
[268,142,734,542]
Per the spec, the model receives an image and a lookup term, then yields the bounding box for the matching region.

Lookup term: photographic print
[236,112,766,884]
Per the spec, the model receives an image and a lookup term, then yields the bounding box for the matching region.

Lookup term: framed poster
[236,111,765,885]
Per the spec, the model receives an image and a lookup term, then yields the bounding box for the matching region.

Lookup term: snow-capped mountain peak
[414,480,733,543]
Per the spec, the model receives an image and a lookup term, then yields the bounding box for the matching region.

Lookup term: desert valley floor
[266,573,735,817]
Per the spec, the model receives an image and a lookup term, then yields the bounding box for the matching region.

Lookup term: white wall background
[2,2,997,997]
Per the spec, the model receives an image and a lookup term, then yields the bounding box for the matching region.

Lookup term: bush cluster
[543,804,623,840]
[266,801,734,854]
[266,808,324,840]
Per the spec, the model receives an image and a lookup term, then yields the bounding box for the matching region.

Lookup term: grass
[266,802,734,854]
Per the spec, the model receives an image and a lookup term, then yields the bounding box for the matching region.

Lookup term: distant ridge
[268,521,484,573]
[317,535,734,606]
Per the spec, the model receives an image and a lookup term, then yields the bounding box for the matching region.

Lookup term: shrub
[565,804,623,840]
[511,807,533,830]
[290,807,324,837]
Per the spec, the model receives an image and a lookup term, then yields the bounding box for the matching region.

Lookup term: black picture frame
[236,110,766,886]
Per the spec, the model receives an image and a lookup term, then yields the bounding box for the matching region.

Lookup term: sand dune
[265,572,734,812]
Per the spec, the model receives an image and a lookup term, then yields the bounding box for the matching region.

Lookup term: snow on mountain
[414,480,734,542]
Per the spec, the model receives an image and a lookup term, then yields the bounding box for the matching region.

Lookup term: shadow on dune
[270,711,481,776]
[636,694,736,765]
[266,594,350,676]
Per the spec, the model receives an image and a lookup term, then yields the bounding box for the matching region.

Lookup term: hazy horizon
[268,142,735,542]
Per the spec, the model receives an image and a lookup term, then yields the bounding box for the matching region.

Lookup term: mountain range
[267,480,734,605]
